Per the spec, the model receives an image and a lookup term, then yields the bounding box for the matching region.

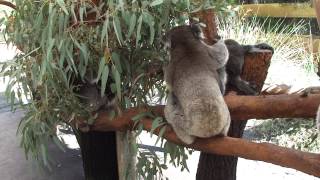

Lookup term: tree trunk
[74,130,119,180]
[196,119,247,180]
[196,51,272,180]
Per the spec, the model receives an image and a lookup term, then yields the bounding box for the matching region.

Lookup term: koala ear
[190,23,204,39]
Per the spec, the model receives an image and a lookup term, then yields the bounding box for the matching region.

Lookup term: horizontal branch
[262,84,320,95]
[89,102,320,177]
[0,0,16,9]
[91,94,320,131]
[224,94,320,120]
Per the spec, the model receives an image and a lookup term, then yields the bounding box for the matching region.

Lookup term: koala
[224,39,274,95]
[78,82,109,112]
[77,74,117,113]
[163,24,231,144]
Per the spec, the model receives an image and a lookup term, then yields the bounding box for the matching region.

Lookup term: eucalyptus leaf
[112,65,121,100]
[127,13,137,38]
[150,0,164,7]
[113,16,124,45]
[56,0,69,15]
[100,65,109,97]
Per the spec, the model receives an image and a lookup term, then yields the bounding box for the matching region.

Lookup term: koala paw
[248,83,259,95]
[179,134,196,145]
[172,125,196,144]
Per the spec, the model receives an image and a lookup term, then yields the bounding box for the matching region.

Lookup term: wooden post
[313,0,320,76]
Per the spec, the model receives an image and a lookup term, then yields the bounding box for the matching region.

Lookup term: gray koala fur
[163,24,231,144]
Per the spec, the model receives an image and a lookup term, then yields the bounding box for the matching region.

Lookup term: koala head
[163,24,204,50]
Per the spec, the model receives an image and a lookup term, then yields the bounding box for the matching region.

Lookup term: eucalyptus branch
[0,0,16,10]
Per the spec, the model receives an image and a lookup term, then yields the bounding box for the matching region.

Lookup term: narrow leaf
[155,125,166,145]
[56,0,69,15]
[112,65,121,100]
[113,16,123,45]
[136,15,143,46]
[150,0,164,7]
[100,65,109,97]
[96,57,106,82]
[111,52,122,73]
[127,13,137,38]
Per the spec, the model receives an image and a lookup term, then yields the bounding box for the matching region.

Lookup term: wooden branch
[0,0,16,9]
[262,84,320,95]
[190,9,218,45]
[91,94,320,132]
[313,0,320,76]
[225,94,320,120]
[88,105,320,177]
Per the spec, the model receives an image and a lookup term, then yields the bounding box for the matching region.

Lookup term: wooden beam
[240,3,316,18]
[225,94,320,120]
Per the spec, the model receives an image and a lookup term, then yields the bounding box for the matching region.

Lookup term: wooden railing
[240,3,316,18]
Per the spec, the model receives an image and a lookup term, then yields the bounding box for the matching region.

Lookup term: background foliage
[0,0,232,179]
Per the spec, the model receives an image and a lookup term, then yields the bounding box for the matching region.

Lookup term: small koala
[224,39,274,95]
[163,24,231,144]
[78,82,109,112]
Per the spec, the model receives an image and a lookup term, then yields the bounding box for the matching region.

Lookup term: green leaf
[56,0,69,15]
[155,125,166,145]
[142,12,155,44]
[127,13,137,38]
[112,65,121,100]
[52,136,66,152]
[40,144,48,166]
[96,57,106,82]
[100,18,109,46]
[70,3,77,22]
[100,65,109,97]
[79,6,85,22]
[46,38,55,62]
[150,0,164,7]
[113,16,123,45]
[136,15,143,46]
[150,117,164,135]
[88,114,98,125]
[111,52,122,73]
[149,25,155,44]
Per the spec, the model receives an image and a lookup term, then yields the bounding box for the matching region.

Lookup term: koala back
[167,53,231,137]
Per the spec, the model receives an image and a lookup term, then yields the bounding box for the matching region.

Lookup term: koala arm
[205,40,229,69]
[163,63,175,91]
[164,93,196,144]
